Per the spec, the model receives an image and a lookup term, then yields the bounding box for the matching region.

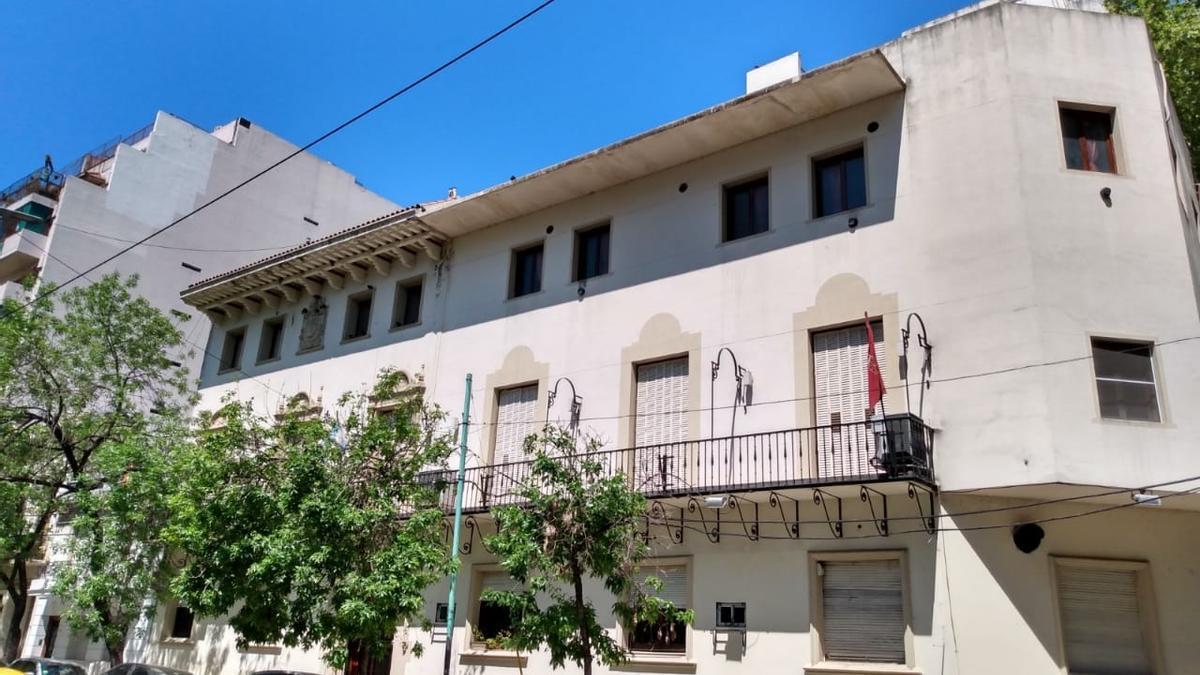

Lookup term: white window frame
[808,550,913,669]
[1089,336,1163,424]
[618,556,694,664]
[1049,556,1164,675]
[160,601,195,643]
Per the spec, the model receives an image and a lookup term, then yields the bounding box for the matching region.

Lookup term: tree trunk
[571,563,592,675]
[3,582,28,663]
[105,637,125,667]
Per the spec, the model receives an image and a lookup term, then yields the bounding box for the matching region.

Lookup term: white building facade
[0,113,401,670]
[173,2,1200,674]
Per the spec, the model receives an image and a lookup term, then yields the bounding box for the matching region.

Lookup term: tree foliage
[166,370,455,667]
[482,427,693,675]
[1108,0,1200,174]
[0,274,193,663]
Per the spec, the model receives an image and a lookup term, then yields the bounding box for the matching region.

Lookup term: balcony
[0,227,47,282]
[435,414,934,514]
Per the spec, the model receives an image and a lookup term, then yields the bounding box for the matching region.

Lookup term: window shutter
[494,384,538,465]
[481,571,523,594]
[634,358,689,490]
[1056,564,1152,675]
[812,323,887,476]
[820,559,905,663]
[648,565,688,609]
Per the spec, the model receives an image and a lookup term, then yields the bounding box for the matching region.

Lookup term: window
[510,242,544,298]
[434,602,449,627]
[219,328,245,372]
[573,223,610,281]
[257,317,285,363]
[715,602,746,629]
[813,553,907,665]
[392,277,423,328]
[628,563,688,653]
[813,146,867,218]
[473,571,521,644]
[493,384,539,465]
[1091,338,1160,422]
[343,290,373,341]
[1061,105,1117,173]
[1054,558,1158,674]
[166,604,194,641]
[723,175,769,241]
[633,357,689,492]
[812,322,888,477]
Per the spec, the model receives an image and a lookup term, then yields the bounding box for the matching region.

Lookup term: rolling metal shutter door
[494,384,538,465]
[813,322,887,477]
[1056,565,1152,675]
[634,357,688,490]
[821,559,905,663]
[480,571,523,594]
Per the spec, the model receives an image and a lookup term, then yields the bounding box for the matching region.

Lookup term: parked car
[6,658,86,675]
[101,664,192,675]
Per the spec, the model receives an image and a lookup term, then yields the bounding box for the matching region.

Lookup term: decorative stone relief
[297,296,327,353]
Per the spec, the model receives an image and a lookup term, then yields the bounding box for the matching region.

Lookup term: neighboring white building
[0,113,402,672]
[154,1,1200,674]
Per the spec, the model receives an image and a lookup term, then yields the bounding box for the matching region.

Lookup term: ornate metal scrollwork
[907,482,937,535]
[768,492,800,539]
[859,485,889,536]
[686,497,721,543]
[725,495,759,541]
[812,488,843,539]
[461,515,498,555]
[647,500,684,544]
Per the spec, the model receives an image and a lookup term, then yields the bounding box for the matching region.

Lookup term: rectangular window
[434,603,449,627]
[168,605,194,640]
[510,243,544,298]
[392,277,423,328]
[257,317,285,363]
[573,223,610,281]
[629,564,688,653]
[715,602,746,629]
[815,555,906,664]
[723,175,769,241]
[474,571,521,643]
[1054,558,1156,674]
[812,322,887,477]
[633,357,689,493]
[343,290,373,341]
[1091,338,1160,422]
[493,384,539,465]
[813,146,867,218]
[219,328,245,372]
[1061,105,1117,173]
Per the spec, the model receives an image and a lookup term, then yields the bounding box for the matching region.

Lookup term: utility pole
[442,373,472,675]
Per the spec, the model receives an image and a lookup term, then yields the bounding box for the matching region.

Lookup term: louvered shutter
[812,322,887,477]
[648,565,688,609]
[820,559,905,663]
[634,358,688,491]
[480,571,523,594]
[1056,565,1152,675]
[494,384,538,465]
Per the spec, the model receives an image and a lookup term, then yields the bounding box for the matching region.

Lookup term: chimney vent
[746,52,801,94]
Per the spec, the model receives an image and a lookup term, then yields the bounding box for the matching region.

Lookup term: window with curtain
[1060,106,1117,173]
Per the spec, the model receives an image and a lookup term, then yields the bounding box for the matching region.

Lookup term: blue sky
[3,1,973,208]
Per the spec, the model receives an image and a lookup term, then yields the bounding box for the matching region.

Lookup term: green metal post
[442,373,472,675]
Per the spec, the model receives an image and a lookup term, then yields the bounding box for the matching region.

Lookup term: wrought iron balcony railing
[427,414,933,514]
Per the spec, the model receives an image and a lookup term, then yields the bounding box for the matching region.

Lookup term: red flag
[864,313,886,415]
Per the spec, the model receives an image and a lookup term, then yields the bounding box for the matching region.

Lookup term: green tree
[1108,0,1200,174]
[166,370,455,668]
[482,427,693,675]
[0,274,193,663]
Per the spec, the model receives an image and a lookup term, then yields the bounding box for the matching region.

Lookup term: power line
[14,0,560,312]
[55,223,299,253]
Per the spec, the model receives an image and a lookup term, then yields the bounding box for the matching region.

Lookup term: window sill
[389,321,422,333]
[159,638,195,648]
[807,204,871,226]
[341,334,371,345]
[295,345,324,356]
[717,228,773,248]
[805,662,918,675]
[237,644,282,655]
[255,356,281,366]
[506,289,545,303]
[571,271,611,284]
[216,366,241,375]
[612,656,696,673]
[459,650,527,668]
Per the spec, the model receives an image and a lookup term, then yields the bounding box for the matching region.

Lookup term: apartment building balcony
[435,414,933,514]
[0,227,48,283]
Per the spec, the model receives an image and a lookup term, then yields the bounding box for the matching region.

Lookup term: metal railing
[429,414,933,513]
[1,121,155,206]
